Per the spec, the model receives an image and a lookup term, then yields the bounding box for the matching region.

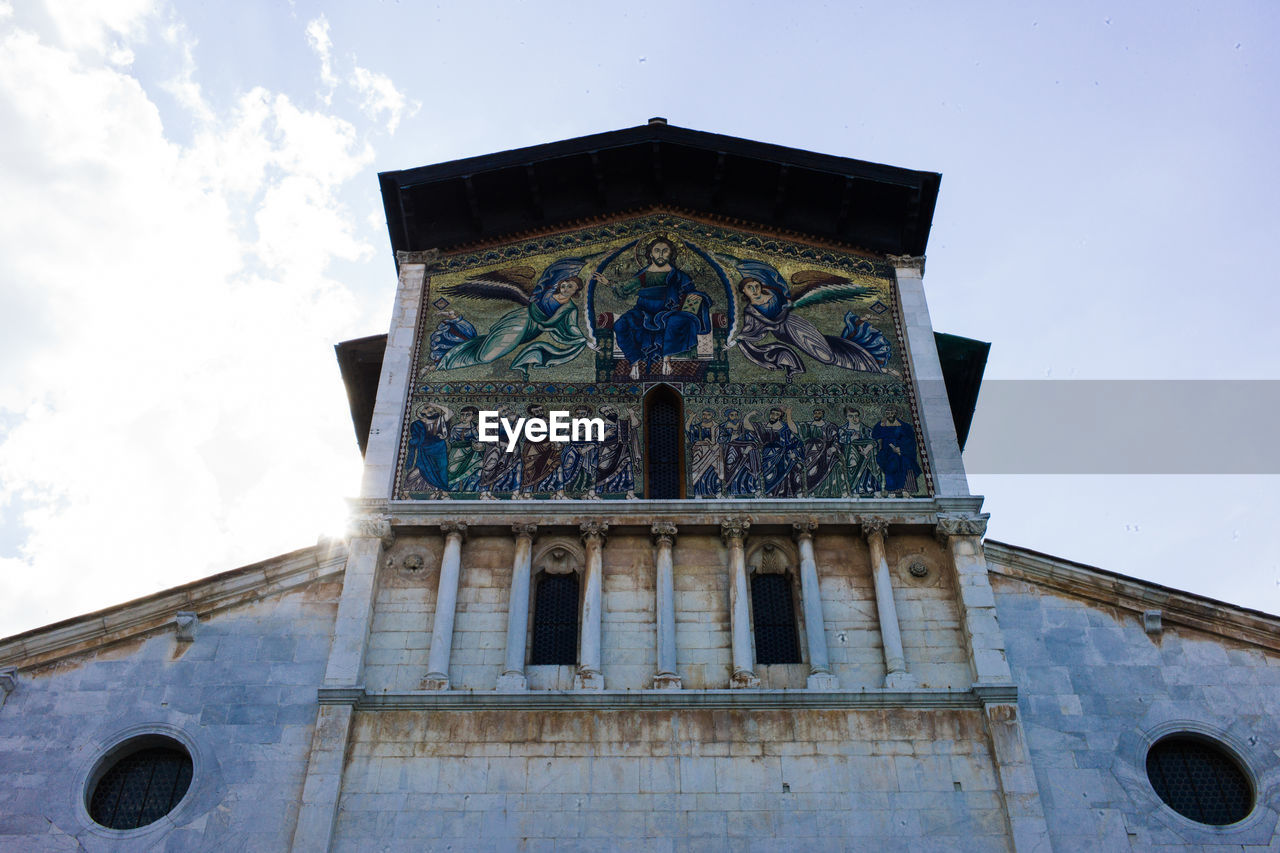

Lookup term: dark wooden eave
[379,121,941,258]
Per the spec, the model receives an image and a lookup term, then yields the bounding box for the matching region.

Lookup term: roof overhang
[379,121,941,258]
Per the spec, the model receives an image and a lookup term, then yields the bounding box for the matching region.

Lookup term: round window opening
[88,736,193,830]
[1146,735,1253,826]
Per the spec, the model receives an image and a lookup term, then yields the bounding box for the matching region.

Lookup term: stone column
[575,521,608,690]
[497,524,537,692]
[722,518,759,688]
[422,521,466,690]
[793,520,838,690]
[934,512,1050,850]
[863,517,914,689]
[888,254,969,497]
[651,522,681,689]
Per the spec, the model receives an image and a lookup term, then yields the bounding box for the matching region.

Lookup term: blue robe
[406,419,450,491]
[872,420,920,492]
[613,267,711,363]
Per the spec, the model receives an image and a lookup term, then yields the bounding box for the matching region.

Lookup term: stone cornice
[984,540,1280,653]
[380,497,985,531]
[0,541,349,670]
[321,685,1008,712]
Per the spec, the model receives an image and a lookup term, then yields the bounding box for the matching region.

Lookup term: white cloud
[352,65,413,134]
[43,0,157,55]
[305,15,336,105]
[0,5,388,634]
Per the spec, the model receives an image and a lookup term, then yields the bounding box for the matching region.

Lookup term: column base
[806,671,840,691]
[574,670,605,690]
[884,670,916,689]
[420,673,450,690]
[651,673,682,690]
[730,669,760,689]
[495,672,528,692]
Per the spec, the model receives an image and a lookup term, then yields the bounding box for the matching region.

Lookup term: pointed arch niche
[643,384,685,499]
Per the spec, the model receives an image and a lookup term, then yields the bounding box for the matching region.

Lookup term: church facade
[1,123,1276,851]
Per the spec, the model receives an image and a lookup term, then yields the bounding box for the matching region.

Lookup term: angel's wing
[790,270,875,309]
[446,266,537,306]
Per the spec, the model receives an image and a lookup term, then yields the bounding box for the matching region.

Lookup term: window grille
[1146,736,1253,825]
[89,742,193,830]
[530,572,579,665]
[646,388,682,499]
[751,573,800,664]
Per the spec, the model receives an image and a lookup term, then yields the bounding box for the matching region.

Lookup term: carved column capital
[935,512,989,542]
[791,519,818,542]
[651,522,678,547]
[580,520,609,544]
[349,514,395,548]
[887,254,926,275]
[861,516,890,540]
[440,521,468,543]
[720,517,751,545]
[396,248,444,268]
[512,523,538,541]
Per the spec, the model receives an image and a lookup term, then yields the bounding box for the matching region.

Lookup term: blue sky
[1,1,1277,635]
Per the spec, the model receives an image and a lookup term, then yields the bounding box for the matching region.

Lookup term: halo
[634,233,679,269]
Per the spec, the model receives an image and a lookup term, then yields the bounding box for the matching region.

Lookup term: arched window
[644,385,684,499]
[530,571,579,665]
[751,572,801,664]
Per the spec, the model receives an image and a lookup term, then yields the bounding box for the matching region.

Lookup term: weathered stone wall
[0,577,340,851]
[363,527,971,694]
[332,707,1010,851]
[993,572,1280,849]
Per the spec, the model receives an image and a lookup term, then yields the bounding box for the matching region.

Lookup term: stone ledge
[380,496,987,530]
[343,686,1003,711]
[985,540,1280,652]
[0,541,349,669]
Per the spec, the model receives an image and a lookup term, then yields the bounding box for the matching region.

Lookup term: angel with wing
[726,258,894,380]
[429,258,596,378]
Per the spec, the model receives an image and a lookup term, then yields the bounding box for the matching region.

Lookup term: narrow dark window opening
[530,572,579,665]
[645,386,683,499]
[751,573,800,664]
[89,742,193,830]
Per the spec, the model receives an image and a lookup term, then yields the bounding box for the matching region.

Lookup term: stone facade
[1,130,1276,851]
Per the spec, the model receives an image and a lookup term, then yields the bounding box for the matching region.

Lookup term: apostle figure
[593,405,640,498]
[686,408,724,498]
[516,403,561,498]
[872,406,921,496]
[555,404,599,499]
[718,408,761,497]
[801,407,845,497]
[758,407,805,498]
[446,405,484,492]
[404,403,451,497]
[838,406,881,497]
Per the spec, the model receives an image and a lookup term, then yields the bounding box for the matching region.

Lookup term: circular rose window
[1146,735,1253,826]
[88,736,193,830]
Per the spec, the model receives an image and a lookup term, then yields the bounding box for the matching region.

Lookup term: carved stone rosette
[579,521,609,543]
[349,515,395,549]
[720,518,750,544]
[651,522,678,546]
[935,512,989,542]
